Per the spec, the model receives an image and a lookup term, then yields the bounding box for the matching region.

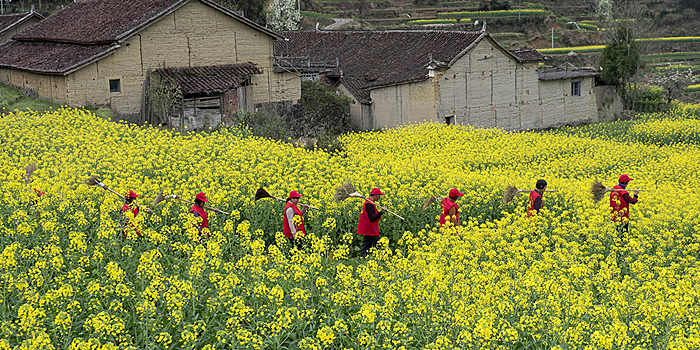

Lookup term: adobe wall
[64,0,300,118]
[539,77,598,127]
[337,83,364,130]
[0,17,41,45]
[369,79,437,129]
[0,68,67,101]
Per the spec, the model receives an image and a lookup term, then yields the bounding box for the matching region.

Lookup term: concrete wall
[368,79,438,129]
[0,68,67,101]
[0,16,41,45]
[61,0,300,117]
[337,83,364,130]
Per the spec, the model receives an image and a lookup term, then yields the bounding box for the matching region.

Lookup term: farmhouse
[275,30,607,131]
[0,0,300,127]
[0,10,43,45]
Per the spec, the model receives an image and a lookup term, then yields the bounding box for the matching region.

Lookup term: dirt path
[324,18,353,30]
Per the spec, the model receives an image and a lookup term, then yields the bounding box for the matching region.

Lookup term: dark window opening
[109,79,121,93]
[571,81,581,96]
[445,116,455,125]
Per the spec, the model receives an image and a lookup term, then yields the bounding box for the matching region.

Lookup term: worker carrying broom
[440,188,464,227]
[121,190,152,238]
[357,188,387,258]
[610,174,640,235]
[190,192,210,240]
[284,190,307,250]
[527,180,548,217]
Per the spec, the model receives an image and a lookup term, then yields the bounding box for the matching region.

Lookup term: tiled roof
[13,0,280,44]
[156,63,262,95]
[275,30,521,104]
[538,66,599,81]
[0,40,117,73]
[511,48,545,62]
[0,12,43,35]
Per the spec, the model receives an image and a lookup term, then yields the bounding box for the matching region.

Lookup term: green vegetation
[437,9,547,19]
[0,83,60,115]
[643,52,700,62]
[407,19,460,25]
[301,11,334,18]
[539,45,605,54]
[686,84,700,92]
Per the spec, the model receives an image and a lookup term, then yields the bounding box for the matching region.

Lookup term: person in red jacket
[610,174,640,235]
[440,188,464,227]
[527,179,548,217]
[357,188,387,258]
[121,190,153,238]
[283,190,307,250]
[190,192,210,240]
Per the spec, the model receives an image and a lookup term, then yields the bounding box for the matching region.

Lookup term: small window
[445,115,455,125]
[109,79,121,93]
[571,81,581,96]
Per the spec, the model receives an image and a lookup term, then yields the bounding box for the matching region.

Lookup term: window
[571,81,581,96]
[109,79,121,93]
[445,115,455,125]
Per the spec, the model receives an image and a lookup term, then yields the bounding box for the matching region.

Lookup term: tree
[599,24,639,87]
[652,69,699,103]
[266,0,300,31]
[214,0,267,26]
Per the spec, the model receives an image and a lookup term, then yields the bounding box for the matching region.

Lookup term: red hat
[126,190,139,198]
[289,190,302,198]
[449,188,465,197]
[619,174,634,183]
[195,192,209,202]
[370,188,385,196]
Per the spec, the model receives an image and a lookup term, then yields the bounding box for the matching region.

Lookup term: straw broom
[24,163,37,185]
[591,180,646,203]
[152,190,230,215]
[254,188,320,210]
[333,180,405,220]
[421,196,446,210]
[84,176,155,212]
[502,185,557,205]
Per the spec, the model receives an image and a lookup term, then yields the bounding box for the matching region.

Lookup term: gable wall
[0,17,41,45]
[64,0,300,118]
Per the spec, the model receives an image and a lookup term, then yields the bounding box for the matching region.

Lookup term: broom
[421,196,446,210]
[590,180,646,203]
[152,190,230,215]
[254,188,320,210]
[24,163,37,185]
[84,176,154,212]
[502,185,557,205]
[333,180,405,220]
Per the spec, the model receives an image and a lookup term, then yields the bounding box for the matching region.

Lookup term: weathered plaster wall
[594,85,622,123]
[539,77,597,127]
[0,17,41,45]
[369,79,437,129]
[63,0,300,117]
[0,68,67,101]
[337,83,364,130]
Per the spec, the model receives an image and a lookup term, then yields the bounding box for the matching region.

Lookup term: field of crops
[437,9,547,19]
[2,103,700,349]
[406,19,460,25]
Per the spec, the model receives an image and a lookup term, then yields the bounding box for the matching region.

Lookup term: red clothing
[440,197,459,226]
[121,203,142,237]
[283,202,306,238]
[610,185,637,221]
[527,190,542,217]
[357,200,380,236]
[190,205,209,233]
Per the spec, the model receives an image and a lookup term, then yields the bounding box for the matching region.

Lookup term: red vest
[283,202,305,238]
[190,205,209,229]
[440,198,459,226]
[610,185,630,221]
[357,200,380,236]
[527,190,542,218]
[121,203,142,236]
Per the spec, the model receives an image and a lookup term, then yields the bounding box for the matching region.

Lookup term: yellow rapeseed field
[1,103,700,349]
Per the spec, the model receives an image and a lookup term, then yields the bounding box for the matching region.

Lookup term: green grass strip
[407,19,460,25]
[301,11,335,18]
[437,9,547,19]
